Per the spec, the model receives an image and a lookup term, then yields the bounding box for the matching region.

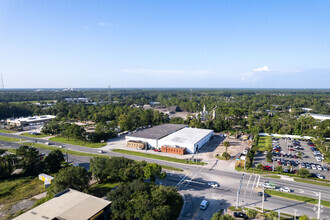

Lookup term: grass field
[257,136,272,152]
[294,178,330,187]
[265,190,330,207]
[20,133,50,138]
[112,149,207,165]
[0,136,22,142]
[0,177,45,219]
[49,136,106,148]
[264,175,281,179]
[0,129,15,133]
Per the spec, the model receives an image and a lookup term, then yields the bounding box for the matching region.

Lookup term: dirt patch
[214,137,249,159]
[8,198,36,218]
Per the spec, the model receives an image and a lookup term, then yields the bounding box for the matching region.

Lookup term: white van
[200,200,208,210]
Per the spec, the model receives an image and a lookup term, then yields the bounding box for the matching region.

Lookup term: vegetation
[0,129,15,133]
[223,141,230,153]
[222,152,231,160]
[20,133,50,138]
[0,177,45,219]
[112,149,207,165]
[107,180,183,220]
[211,209,235,220]
[0,136,22,142]
[48,166,91,196]
[49,136,106,148]
[265,190,330,207]
[44,150,65,173]
[294,178,330,187]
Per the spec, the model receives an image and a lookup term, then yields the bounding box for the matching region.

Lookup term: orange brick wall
[161,146,185,155]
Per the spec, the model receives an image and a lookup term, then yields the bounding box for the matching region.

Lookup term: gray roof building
[128,124,187,140]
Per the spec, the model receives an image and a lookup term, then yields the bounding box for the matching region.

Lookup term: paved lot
[254,138,330,180]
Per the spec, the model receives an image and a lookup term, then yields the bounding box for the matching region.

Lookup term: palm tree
[224,141,230,153]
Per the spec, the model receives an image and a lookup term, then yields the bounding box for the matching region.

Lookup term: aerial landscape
[0,1,329,220]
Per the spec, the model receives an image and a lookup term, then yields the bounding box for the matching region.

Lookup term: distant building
[14,188,111,220]
[64,97,90,103]
[301,113,330,121]
[38,173,53,188]
[302,108,313,112]
[7,115,56,126]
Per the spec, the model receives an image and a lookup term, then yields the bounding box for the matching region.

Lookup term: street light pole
[317,192,321,220]
[294,210,297,220]
[261,187,265,213]
[236,173,245,209]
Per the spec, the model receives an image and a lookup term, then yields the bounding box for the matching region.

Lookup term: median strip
[112,149,206,165]
[265,190,330,208]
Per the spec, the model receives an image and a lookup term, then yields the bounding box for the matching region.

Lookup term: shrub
[222,152,231,160]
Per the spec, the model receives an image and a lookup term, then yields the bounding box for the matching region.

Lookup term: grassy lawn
[0,177,45,219]
[257,136,272,152]
[265,190,330,207]
[294,178,330,187]
[20,133,50,138]
[160,165,183,172]
[49,136,106,148]
[112,149,207,165]
[88,182,120,197]
[0,136,22,142]
[0,129,15,133]
[264,175,281,179]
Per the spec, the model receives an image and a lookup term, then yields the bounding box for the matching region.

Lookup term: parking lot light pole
[294,210,297,220]
[261,187,265,213]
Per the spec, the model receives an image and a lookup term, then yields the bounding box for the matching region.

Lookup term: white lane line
[183,166,204,189]
[250,175,258,198]
[244,174,252,196]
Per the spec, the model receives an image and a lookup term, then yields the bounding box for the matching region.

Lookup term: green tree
[45,150,64,174]
[222,152,231,160]
[223,141,230,153]
[48,166,90,196]
[266,152,272,163]
[143,163,166,182]
[298,168,310,178]
[16,146,44,176]
[0,154,16,179]
[211,210,235,220]
[275,165,283,173]
[90,156,109,183]
[299,215,310,220]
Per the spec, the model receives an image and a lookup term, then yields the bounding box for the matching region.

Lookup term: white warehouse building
[125,124,188,149]
[158,127,214,154]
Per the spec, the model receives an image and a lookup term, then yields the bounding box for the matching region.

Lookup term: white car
[312,165,317,170]
[316,174,325,179]
[280,187,291,193]
[317,165,323,171]
[315,157,322,162]
[208,182,220,187]
[97,150,104,153]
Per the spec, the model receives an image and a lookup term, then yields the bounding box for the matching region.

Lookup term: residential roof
[128,124,187,139]
[159,127,214,145]
[14,189,111,220]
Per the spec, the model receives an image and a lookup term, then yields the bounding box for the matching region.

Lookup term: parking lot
[254,137,330,180]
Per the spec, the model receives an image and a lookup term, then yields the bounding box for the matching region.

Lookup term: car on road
[316,174,325,179]
[97,150,104,153]
[258,192,271,197]
[208,182,220,187]
[59,145,64,148]
[280,187,291,193]
[200,200,209,210]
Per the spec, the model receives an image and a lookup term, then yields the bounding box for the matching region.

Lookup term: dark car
[234,212,247,219]
[258,192,271,198]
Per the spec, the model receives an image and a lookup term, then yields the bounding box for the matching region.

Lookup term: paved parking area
[254,138,330,180]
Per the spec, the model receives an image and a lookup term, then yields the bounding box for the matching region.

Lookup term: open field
[112,149,207,165]
[49,136,106,148]
[0,177,45,219]
[20,133,50,138]
[257,136,272,152]
[265,190,330,207]
[88,182,120,197]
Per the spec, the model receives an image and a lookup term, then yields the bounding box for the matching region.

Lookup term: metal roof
[159,127,214,145]
[128,124,187,140]
[14,189,111,220]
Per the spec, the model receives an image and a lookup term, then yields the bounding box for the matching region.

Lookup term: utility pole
[236,173,245,208]
[261,187,265,213]
[294,210,297,220]
[317,192,321,220]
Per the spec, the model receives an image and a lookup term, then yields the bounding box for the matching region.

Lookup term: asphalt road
[1,132,330,219]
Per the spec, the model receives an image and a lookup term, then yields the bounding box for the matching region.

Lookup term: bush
[246,209,258,219]
[298,168,310,178]
[275,165,283,173]
[266,152,272,163]
[222,152,231,160]
[256,163,263,169]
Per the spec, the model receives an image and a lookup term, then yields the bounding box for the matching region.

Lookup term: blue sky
[0,0,329,88]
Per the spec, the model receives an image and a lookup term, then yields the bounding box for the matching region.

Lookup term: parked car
[200,200,209,210]
[316,174,325,179]
[234,212,247,218]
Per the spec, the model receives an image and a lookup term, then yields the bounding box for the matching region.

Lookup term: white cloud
[253,66,269,72]
[122,68,211,76]
[98,22,120,27]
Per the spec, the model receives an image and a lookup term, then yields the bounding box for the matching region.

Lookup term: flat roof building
[158,127,214,154]
[7,115,56,126]
[301,113,330,121]
[14,189,111,220]
[125,124,188,149]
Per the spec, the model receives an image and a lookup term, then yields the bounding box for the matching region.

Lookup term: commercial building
[301,113,330,121]
[7,115,56,126]
[158,127,214,154]
[125,124,188,149]
[14,189,111,220]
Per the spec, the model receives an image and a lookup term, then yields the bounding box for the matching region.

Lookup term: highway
[1,132,330,219]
